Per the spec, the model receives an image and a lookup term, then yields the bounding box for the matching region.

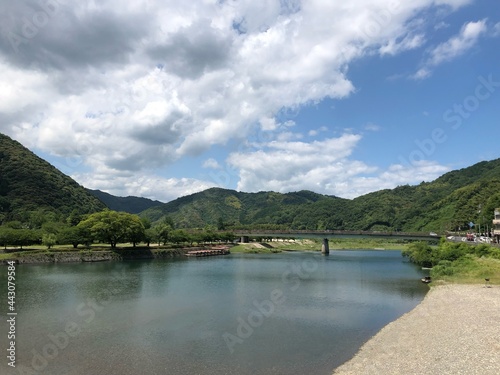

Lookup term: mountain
[2,132,500,233]
[141,159,500,232]
[140,188,348,229]
[0,133,106,224]
[87,189,163,214]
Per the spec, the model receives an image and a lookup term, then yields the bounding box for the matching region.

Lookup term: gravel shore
[333,284,500,375]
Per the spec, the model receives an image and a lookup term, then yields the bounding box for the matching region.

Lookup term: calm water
[1,250,428,375]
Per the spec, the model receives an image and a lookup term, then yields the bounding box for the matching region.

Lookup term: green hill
[141,159,500,232]
[2,132,500,233]
[87,189,163,214]
[0,133,106,224]
[140,188,348,229]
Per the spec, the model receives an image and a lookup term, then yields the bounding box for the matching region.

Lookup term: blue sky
[0,0,499,202]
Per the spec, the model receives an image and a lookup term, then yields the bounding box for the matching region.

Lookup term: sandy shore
[333,284,500,375]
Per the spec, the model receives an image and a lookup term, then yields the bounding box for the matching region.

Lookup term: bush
[438,242,469,262]
[431,260,455,277]
[402,241,436,267]
[474,244,491,258]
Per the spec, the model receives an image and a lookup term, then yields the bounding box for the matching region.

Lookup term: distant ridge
[87,189,163,214]
[2,132,500,233]
[140,159,500,232]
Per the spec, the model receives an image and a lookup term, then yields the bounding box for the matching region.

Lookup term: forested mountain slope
[87,189,163,214]
[0,133,106,224]
[141,159,500,232]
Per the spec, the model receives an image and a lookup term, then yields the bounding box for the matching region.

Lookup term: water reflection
[0,250,427,375]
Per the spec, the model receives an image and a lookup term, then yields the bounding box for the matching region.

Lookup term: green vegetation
[402,239,500,284]
[230,237,410,253]
[139,159,500,232]
[3,131,500,280]
[78,210,146,248]
[0,133,106,224]
[0,207,236,257]
[86,189,163,214]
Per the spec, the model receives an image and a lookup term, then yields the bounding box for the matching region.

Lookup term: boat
[421,276,432,284]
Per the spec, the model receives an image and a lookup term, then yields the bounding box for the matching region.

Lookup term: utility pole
[478,204,482,235]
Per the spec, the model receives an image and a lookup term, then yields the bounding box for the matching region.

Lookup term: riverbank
[231,238,410,253]
[0,245,232,264]
[333,284,500,375]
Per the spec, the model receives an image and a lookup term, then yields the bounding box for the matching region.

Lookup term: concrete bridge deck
[232,230,440,241]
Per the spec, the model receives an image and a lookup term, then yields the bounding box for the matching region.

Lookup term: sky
[0,0,499,203]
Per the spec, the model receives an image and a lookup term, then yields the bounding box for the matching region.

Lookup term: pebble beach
[333,284,500,375]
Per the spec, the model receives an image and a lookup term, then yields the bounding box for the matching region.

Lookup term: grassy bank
[403,239,500,285]
[431,255,500,284]
[230,238,410,253]
[0,243,224,262]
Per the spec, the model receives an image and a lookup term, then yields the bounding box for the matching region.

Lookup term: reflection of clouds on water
[6,251,428,375]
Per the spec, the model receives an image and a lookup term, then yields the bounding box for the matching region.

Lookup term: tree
[0,227,14,249]
[153,222,172,245]
[402,241,436,267]
[42,233,57,249]
[217,216,225,230]
[126,217,146,247]
[67,209,83,226]
[169,229,189,244]
[57,226,89,248]
[77,210,145,248]
[0,228,41,249]
[144,228,156,247]
[220,231,235,243]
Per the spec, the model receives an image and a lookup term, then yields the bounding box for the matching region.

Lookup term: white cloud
[308,126,328,137]
[74,171,216,203]
[380,33,425,56]
[434,21,450,30]
[364,123,381,132]
[202,158,222,170]
[227,135,449,198]
[412,19,487,79]
[0,0,471,198]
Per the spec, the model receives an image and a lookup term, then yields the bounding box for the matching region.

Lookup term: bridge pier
[321,238,329,255]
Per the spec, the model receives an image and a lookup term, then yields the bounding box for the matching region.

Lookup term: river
[1,250,428,375]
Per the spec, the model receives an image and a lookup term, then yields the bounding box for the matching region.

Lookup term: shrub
[402,241,436,267]
[431,260,455,277]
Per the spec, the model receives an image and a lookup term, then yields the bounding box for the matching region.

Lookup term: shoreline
[332,284,500,375]
[1,245,233,264]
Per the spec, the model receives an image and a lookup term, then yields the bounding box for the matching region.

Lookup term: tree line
[0,209,235,250]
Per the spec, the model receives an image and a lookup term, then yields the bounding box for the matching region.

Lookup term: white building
[493,208,500,243]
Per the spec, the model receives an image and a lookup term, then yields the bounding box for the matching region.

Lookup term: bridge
[233,229,440,241]
[233,230,440,255]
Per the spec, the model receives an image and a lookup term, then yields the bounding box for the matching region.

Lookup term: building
[493,208,500,243]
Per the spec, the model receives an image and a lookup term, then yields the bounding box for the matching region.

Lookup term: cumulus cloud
[202,158,222,170]
[308,126,328,137]
[412,19,487,79]
[227,134,449,198]
[380,33,425,56]
[74,171,217,203]
[0,0,471,199]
